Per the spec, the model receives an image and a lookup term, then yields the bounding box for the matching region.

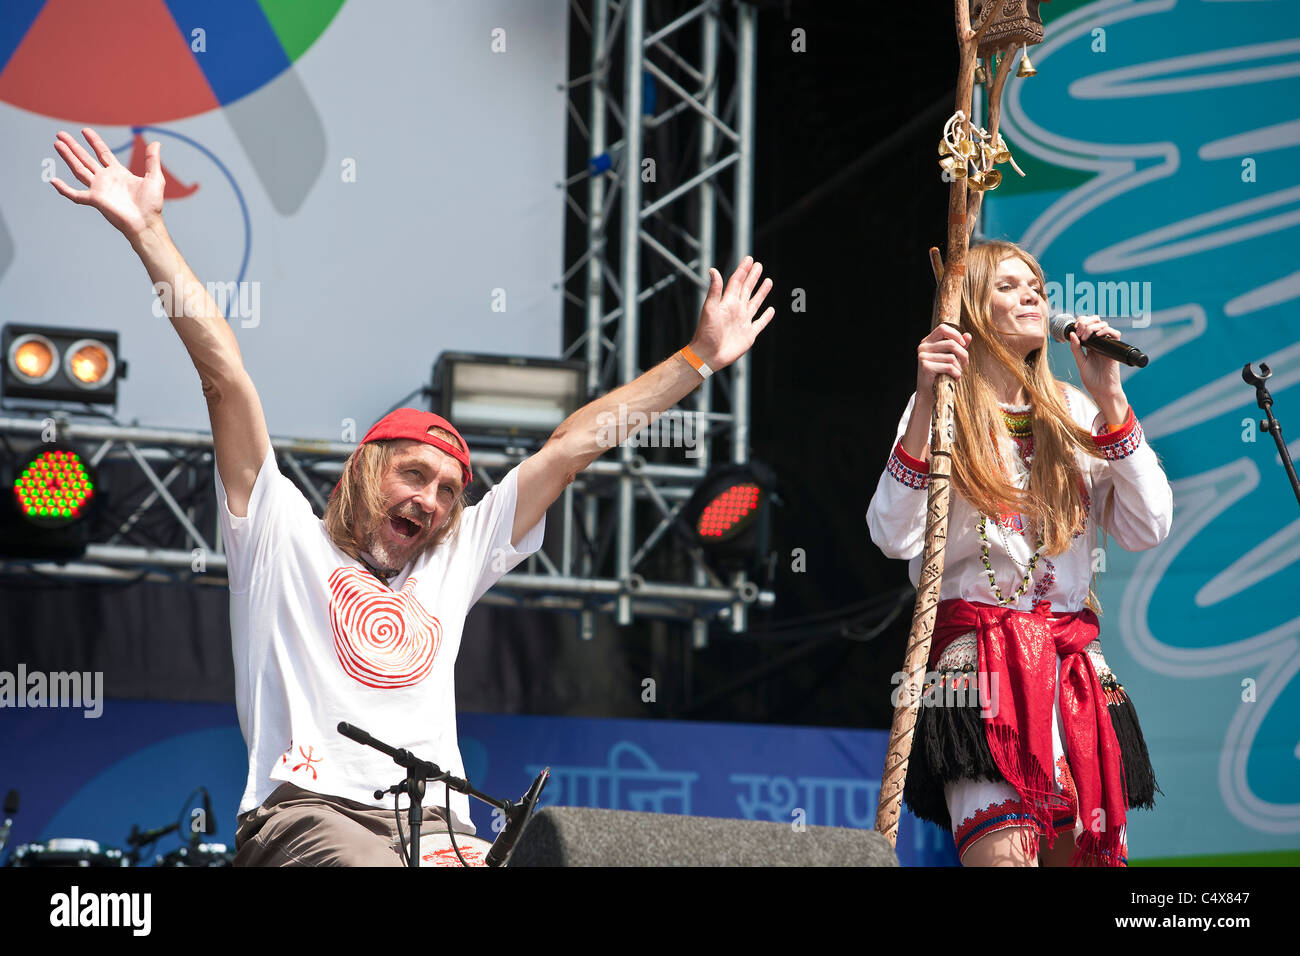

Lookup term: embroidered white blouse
[865,385,1174,614]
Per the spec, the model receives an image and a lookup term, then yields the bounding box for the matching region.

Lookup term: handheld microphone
[1050,312,1148,368]
[485,768,550,868]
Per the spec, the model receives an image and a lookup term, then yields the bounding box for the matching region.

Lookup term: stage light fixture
[682,462,776,571]
[65,339,116,389]
[696,480,762,542]
[431,352,587,441]
[0,443,100,561]
[13,447,96,524]
[2,324,122,406]
[9,333,58,385]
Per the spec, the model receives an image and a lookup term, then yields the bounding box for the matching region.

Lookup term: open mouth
[388,514,422,539]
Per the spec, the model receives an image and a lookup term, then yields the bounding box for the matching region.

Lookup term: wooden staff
[874,0,1037,849]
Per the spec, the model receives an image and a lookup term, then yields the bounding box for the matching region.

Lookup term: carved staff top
[973,0,1047,59]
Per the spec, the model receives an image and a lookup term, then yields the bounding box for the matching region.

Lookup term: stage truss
[0,0,770,645]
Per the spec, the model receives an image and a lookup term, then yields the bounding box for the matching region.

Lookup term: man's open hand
[50,128,164,240]
[688,256,775,370]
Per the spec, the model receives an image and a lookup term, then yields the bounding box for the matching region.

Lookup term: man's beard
[362,513,428,574]
[362,530,408,575]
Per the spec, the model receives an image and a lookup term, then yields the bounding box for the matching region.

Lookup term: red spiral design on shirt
[327,567,441,688]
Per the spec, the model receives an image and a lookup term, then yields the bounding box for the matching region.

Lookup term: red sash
[931,598,1129,866]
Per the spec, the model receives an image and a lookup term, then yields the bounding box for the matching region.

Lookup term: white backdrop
[0,0,568,440]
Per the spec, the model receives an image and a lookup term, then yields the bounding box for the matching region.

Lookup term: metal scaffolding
[560,0,764,643]
[0,0,767,644]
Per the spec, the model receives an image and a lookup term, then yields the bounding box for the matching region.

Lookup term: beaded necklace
[1001,405,1033,439]
[980,401,1045,605]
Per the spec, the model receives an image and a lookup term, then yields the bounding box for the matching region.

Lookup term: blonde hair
[934,241,1110,610]
[324,427,468,564]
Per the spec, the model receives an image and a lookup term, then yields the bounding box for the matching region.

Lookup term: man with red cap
[51,127,775,866]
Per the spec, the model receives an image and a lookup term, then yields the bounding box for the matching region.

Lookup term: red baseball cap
[330,409,473,500]
[358,408,473,488]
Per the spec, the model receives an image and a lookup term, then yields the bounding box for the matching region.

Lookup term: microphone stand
[1243,362,1300,507]
[124,821,180,866]
[339,721,534,868]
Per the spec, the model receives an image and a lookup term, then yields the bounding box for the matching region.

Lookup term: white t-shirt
[215,444,545,832]
[866,384,1173,613]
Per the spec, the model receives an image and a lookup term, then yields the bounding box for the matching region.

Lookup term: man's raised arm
[50,128,269,517]
[512,256,774,546]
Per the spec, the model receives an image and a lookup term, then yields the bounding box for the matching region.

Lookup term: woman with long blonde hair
[867,241,1173,867]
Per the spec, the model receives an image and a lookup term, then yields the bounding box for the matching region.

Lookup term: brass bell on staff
[939,154,969,179]
[938,139,975,159]
[939,135,979,180]
[993,135,1011,164]
[1016,46,1037,78]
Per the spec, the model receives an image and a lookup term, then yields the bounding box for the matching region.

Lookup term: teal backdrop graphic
[982,0,1300,861]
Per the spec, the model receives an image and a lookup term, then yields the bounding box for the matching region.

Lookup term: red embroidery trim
[954,796,1039,860]
[1031,555,1056,605]
[887,441,930,489]
[1091,406,1141,460]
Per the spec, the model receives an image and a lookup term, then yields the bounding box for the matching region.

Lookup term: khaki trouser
[234,782,492,867]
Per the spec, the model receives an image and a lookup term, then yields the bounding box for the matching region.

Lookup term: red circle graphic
[327,567,441,688]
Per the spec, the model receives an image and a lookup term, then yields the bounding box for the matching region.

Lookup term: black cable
[134,833,162,866]
[176,787,201,839]
[728,587,915,642]
[837,599,907,644]
[394,792,411,867]
[753,588,908,631]
[445,783,468,867]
